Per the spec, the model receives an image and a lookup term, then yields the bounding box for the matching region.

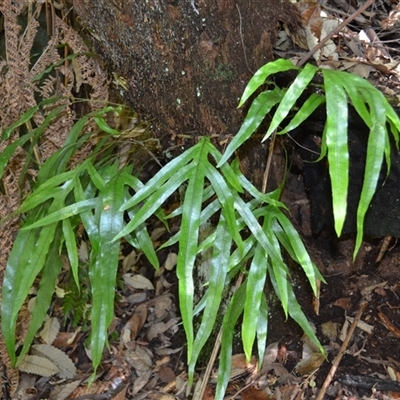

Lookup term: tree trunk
[73,0,301,138]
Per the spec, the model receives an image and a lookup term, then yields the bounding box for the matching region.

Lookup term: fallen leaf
[18,355,59,377]
[39,317,60,345]
[31,344,77,378]
[123,273,155,290]
[146,318,180,342]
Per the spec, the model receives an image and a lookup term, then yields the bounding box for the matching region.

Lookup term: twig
[297,0,377,67]
[315,300,368,400]
[236,4,253,74]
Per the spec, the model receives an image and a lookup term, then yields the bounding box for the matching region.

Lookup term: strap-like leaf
[274,211,324,293]
[62,218,80,289]
[322,69,349,236]
[189,215,231,379]
[204,161,243,255]
[114,162,196,241]
[279,93,325,135]
[21,198,98,229]
[215,282,247,400]
[242,241,268,361]
[120,142,202,210]
[178,142,208,383]
[238,58,298,107]
[257,292,268,368]
[89,165,125,371]
[270,274,325,356]
[16,230,63,365]
[354,89,386,257]
[265,63,319,140]
[1,210,58,363]
[218,89,283,166]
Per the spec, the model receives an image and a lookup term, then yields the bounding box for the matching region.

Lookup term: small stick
[315,300,368,400]
[297,0,377,67]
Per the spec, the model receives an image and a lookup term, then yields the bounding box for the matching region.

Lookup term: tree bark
[73,0,301,138]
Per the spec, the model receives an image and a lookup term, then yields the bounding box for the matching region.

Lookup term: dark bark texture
[73,0,301,138]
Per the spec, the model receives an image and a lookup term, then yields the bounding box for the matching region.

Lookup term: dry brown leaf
[123,273,155,290]
[263,341,279,364]
[130,370,153,396]
[241,386,272,400]
[31,344,76,378]
[49,379,81,400]
[164,252,177,271]
[39,317,60,345]
[146,318,180,342]
[334,297,353,310]
[145,391,177,399]
[125,345,153,375]
[158,365,175,384]
[122,249,140,272]
[295,352,325,375]
[18,355,59,377]
[154,295,173,319]
[382,3,400,29]
[321,321,339,341]
[121,303,148,344]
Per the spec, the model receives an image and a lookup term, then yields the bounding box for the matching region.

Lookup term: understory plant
[1,58,399,399]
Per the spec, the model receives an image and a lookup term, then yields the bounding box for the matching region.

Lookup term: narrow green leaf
[322,69,349,236]
[233,160,285,209]
[271,275,325,356]
[238,58,298,107]
[1,105,39,140]
[94,116,121,135]
[178,140,208,384]
[21,198,98,229]
[265,224,289,317]
[204,161,243,255]
[242,242,268,361]
[62,218,80,289]
[160,198,221,249]
[279,93,325,134]
[190,215,231,378]
[354,126,386,256]
[36,106,113,183]
[234,196,284,266]
[227,235,257,273]
[17,170,79,214]
[218,90,283,166]
[257,292,268,368]
[120,142,201,210]
[16,230,63,365]
[385,102,400,147]
[90,165,125,372]
[215,282,246,400]
[74,177,99,243]
[87,160,106,191]
[0,132,35,178]
[114,162,195,241]
[275,211,323,294]
[1,210,58,363]
[125,196,160,270]
[207,145,243,192]
[265,63,319,139]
